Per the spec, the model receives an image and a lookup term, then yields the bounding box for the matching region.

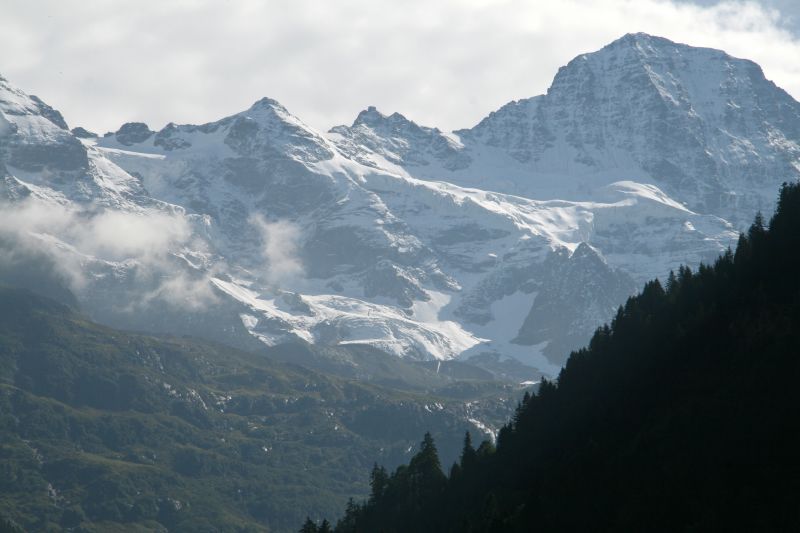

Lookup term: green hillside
[0,288,515,532]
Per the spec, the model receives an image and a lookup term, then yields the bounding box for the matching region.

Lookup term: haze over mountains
[2,33,798,378]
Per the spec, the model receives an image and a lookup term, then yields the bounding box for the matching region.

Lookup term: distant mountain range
[2,33,798,378]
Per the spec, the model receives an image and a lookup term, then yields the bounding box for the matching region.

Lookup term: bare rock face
[113,122,155,145]
[29,94,70,130]
[513,243,637,365]
[71,126,98,139]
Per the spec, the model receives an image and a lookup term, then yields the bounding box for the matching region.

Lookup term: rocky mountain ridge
[4,33,794,377]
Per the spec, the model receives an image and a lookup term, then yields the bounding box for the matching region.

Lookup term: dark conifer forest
[309,183,800,532]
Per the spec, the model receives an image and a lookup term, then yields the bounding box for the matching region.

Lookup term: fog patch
[249,215,304,287]
[137,270,219,312]
[0,197,218,310]
[80,210,191,263]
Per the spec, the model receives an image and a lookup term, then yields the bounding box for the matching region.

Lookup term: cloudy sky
[1,0,799,134]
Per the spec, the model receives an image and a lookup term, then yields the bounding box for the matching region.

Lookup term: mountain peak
[112,122,155,146]
[248,96,285,112]
[600,32,702,55]
[239,96,319,133]
[461,32,799,225]
[353,105,386,126]
[569,242,611,270]
[0,76,70,131]
[222,96,335,161]
[593,32,731,63]
[71,126,98,139]
[609,32,672,47]
[352,106,420,130]
[0,75,87,170]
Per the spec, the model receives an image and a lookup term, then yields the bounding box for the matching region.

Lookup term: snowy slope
[90,93,735,374]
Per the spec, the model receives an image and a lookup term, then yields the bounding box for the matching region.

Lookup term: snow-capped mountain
[3,33,795,378]
[333,33,800,227]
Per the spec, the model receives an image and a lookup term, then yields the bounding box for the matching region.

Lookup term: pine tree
[335,499,360,533]
[460,431,477,471]
[666,270,677,294]
[369,463,389,503]
[749,211,766,240]
[678,264,692,285]
[410,432,445,480]
[475,439,495,458]
[299,517,318,533]
[496,424,512,448]
[449,461,462,483]
[407,432,446,506]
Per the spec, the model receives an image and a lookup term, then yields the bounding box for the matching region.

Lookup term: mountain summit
[489,30,800,223]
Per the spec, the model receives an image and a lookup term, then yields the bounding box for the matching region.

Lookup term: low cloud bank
[0,198,218,310]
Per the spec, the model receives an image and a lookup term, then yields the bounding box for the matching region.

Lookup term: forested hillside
[318,183,800,532]
[0,290,513,532]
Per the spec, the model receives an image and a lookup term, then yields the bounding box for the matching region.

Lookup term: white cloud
[249,215,305,286]
[0,198,217,309]
[137,273,220,312]
[0,200,190,265]
[0,1,798,134]
[80,210,191,262]
[0,200,87,290]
